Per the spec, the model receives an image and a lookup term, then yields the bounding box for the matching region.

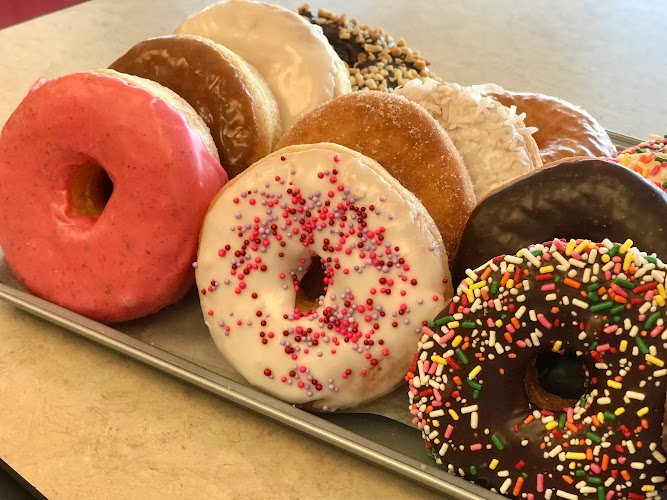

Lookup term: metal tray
[0,130,645,499]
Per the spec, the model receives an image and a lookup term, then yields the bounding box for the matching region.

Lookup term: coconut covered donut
[0,71,227,323]
[110,34,280,179]
[610,134,667,194]
[175,0,350,131]
[395,78,542,200]
[195,143,451,410]
[409,239,667,499]
[275,91,475,259]
[475,83,617,164]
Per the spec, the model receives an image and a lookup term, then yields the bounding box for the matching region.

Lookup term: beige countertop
[0,1,665,499]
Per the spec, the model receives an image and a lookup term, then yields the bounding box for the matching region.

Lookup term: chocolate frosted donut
[111,35,280,178]
[453,159,667,284]
[410,239,666,499]
[298,4,439,92]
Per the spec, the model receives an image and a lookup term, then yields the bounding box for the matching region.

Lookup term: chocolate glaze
[110,35,262,178]
[453,159,667,284]
[298,4,438,91]
[413,241,666,498]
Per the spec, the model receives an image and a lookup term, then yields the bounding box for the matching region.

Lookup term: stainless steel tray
[0,130,644,499]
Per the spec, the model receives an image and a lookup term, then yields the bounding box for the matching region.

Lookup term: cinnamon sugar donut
[275,91,475,259]
[195,143,451,410]
[475,83,617,164]
[396,78,542,200]
[110,34,280,179]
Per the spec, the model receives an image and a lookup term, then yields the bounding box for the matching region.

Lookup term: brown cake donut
[275,91,476,261]
[110,35,280,179]
[474,83,617,164]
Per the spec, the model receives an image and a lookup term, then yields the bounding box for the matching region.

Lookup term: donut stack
[0,2,665,497]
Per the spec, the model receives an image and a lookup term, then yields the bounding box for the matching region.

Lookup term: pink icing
[0,72,227,323]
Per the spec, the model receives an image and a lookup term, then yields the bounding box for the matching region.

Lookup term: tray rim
[0,129,644,499]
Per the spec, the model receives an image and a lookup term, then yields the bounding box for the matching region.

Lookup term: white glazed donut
[396,78,542,200]
[175,0,350,131]
[195,143,451,410]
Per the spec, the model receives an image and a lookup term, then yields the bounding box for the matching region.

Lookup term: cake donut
[474,83,618,164]
[275,91,475,259]
[110,34,280,179]
[452,158,667,284]
[610,134,667,194]
[0,71,227,323]
[298,4,439,92]
[409,239,667,499]
[396,78,542,200]
[195,143,451,410]
[175,0,350,131]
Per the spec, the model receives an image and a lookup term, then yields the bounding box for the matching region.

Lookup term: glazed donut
[610,134,667,194]
[195,143,451,410]
[452,158,667,284]
[0,71,227,323]
[409,239,667,499]
[297,4,439,92]
[110,34,280,179]
[396,78,542,200]
[175,0,350,131]
[474,83,617,164]
[275,91,475,259]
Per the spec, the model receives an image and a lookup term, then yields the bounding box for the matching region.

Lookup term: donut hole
[295,254,327,311]
[524,351,588,411]
[68,162,114,217]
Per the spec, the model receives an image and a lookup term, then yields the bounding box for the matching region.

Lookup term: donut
[110,34,280,179]
[610,134,667,194]
[474,83,618,164]
[297,4,439,92]
[194,143,451,410]
[275,91,475,259]
[175,0,350,131]
[0,71,227,323]
[452,158,667,284]
[396,78,542,200]
[409,238,667,499]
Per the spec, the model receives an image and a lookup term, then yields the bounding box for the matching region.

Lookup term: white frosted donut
[175,0,350,131]
[396,78,542,200]
[195,143,450,410]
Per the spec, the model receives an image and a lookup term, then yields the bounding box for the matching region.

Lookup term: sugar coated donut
[453,158,667,284]
[298,4,439,92]
[610,134,667,194]
[275,91,475,259]
[195,143,450,410]
[0,71,227,323]
[396,78,542,200]
[409,239,666,499]
[110,34,280,179]
[175,0,350,131]
[475,83,617,164]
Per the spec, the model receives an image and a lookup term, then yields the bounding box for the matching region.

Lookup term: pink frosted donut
[0,71,228,323]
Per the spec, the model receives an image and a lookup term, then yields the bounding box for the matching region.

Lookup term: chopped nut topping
[298,3,439,92]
